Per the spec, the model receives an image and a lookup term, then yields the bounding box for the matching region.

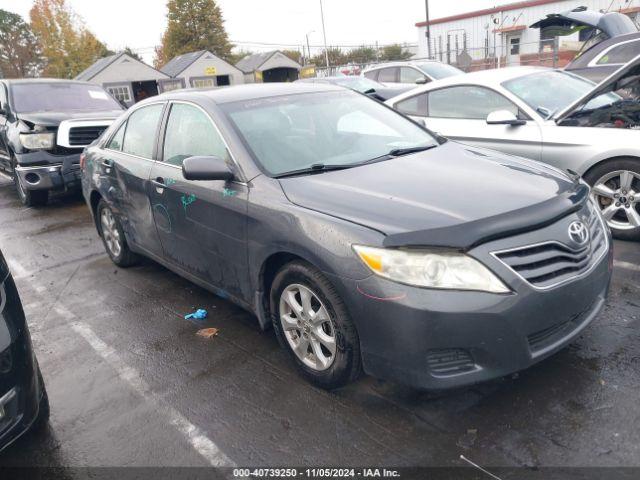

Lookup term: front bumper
[330,222,613,390]
[0,275,43,452]
[15,151,82,192]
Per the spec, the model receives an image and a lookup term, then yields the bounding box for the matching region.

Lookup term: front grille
[494,209,607,289]
[427,349,476,375]
[68,126,107,146]
[527,300,595,353]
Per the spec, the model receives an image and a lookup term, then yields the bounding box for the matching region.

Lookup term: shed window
[191,78,215,89]
[161,80,183,93]
[107,85,132,103]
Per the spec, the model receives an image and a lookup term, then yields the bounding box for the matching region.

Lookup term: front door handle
[151,177,165,193]
[101,159,113,168]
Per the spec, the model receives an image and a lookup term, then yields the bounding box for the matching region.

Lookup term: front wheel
[585,159,640,241]
[270,261,361,389]
[96,200,139,267]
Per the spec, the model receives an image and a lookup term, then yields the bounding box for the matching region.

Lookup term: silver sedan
[386,57,640,240]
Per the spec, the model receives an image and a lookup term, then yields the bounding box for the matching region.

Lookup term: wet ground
[0,174,639,475]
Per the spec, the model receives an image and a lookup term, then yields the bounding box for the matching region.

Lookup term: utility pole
[306,31,315,64]
[319,0,330,68]
[425,0,432,59]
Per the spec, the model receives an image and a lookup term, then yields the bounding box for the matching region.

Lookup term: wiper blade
[274,163,354,179]
[387,145,438,156]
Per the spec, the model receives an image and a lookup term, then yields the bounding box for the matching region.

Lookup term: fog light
[25,173,40,185]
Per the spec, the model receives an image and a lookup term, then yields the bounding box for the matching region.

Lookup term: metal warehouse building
[416,0,640,68]
[75,52,171,107]
[236,51,302,83]
[160,50,245,89]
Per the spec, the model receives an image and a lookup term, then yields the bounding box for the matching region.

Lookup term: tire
[584,158,640,242]
[96,199,139,267]
[270,261,361,389]
[12,160,48,207]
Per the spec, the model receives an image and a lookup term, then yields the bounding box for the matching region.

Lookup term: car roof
[364,60,445,71]
[413,66,551,89]
[149,82,344,105]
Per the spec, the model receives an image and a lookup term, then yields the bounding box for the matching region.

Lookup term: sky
[0,0,502,63]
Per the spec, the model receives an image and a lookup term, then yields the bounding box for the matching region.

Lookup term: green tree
[0,9,43,78]
[311,47,346,67]
[121,47,142,62]
[155,0,233,68]
[30,0,110,78]
[380,44,413,62]
[281,49,303,65]
[228,48,254,65]
[345,45,377,64]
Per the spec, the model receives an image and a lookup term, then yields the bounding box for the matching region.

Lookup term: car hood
[556,53,640,121]
[531,8,637,38]
[16,110,124,127]
[279,142,588,250]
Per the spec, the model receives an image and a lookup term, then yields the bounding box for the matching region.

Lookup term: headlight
[19,132,55,150]
[353,245,509,293]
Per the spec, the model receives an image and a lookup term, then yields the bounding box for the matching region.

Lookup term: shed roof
[161,50,242,78]
[75,52,168,82]
[235,50,302,73]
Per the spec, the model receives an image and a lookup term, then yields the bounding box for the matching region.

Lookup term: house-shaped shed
[160,50,244,89]
[75,52,170,107]
[236,51,302,83]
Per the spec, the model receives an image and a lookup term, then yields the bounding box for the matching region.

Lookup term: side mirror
[415,77,428,85]
[486,110,526,126]
[182,156,234,181]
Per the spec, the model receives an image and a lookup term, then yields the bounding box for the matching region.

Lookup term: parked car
[82,83,612,390]
[0,248,49,452]
[362,61,463,87]
[531,6,639,83]
[296,76,416,101]
[0,79,124,206]
[387,57,640,240]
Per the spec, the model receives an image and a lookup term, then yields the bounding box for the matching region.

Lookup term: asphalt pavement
[0,173,638,476]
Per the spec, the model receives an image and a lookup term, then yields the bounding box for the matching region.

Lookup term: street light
[319,0,330,68]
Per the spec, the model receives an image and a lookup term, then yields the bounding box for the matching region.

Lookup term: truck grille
[493,209,607,289]
[68,126,108,146]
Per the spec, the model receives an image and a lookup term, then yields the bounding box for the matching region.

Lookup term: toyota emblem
[568,221,589,245]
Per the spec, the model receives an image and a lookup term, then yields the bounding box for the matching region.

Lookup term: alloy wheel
[100,208,122,258]
[591,170,640,231]
[279,284,337,371]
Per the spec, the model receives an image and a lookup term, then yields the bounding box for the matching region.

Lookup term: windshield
[502,70,620,117]
[11,83,122,113]
[416,62,464,80]
[222,90,437,176]
[331,77,382,92]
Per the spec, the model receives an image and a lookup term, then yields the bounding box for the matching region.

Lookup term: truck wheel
[12,158,48,207]
[96,199,139,267]
[270,261,362,389]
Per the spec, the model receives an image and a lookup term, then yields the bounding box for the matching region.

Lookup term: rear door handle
[151,177,165,193]
[101,159,113,168]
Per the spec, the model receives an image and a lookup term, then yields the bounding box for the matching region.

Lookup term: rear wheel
[12,159,48,207]
[97,199,139,267]
[585,159,640,241]
[270,261,361,389]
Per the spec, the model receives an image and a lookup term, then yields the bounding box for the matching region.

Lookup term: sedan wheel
[591,170,640,231]
[100,207,122,258]
[279,284,336,371]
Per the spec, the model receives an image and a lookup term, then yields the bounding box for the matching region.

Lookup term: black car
[0,79,123,206]
[531,7,639,83]
[0,249,49,452]
[296,76,416,101]
[82,84,612,390]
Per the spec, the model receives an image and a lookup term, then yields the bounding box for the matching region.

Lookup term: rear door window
[107,122,126,151]
[378,68,398,83]
[395,93,428,116]
[427,86,520,119]
[363,70,379,81]
[122,104,164,159]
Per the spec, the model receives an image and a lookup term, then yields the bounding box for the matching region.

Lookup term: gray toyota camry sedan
[81,83,613,390]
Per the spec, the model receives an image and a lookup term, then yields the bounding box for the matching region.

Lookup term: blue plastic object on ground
[185,309,208,321]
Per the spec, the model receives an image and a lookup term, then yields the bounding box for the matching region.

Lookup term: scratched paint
[181,194,196,212]
[153,204,172,233]
[222,188,237,198]
[356,284,406,302]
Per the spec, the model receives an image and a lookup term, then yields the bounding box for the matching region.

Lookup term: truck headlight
[19,132,55,150]
[353,245,509,293]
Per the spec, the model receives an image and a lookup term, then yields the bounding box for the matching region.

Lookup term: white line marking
[9,253,235,467]
[6,258,29,279]
[614,260,640,273]
[61,307,234,467]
